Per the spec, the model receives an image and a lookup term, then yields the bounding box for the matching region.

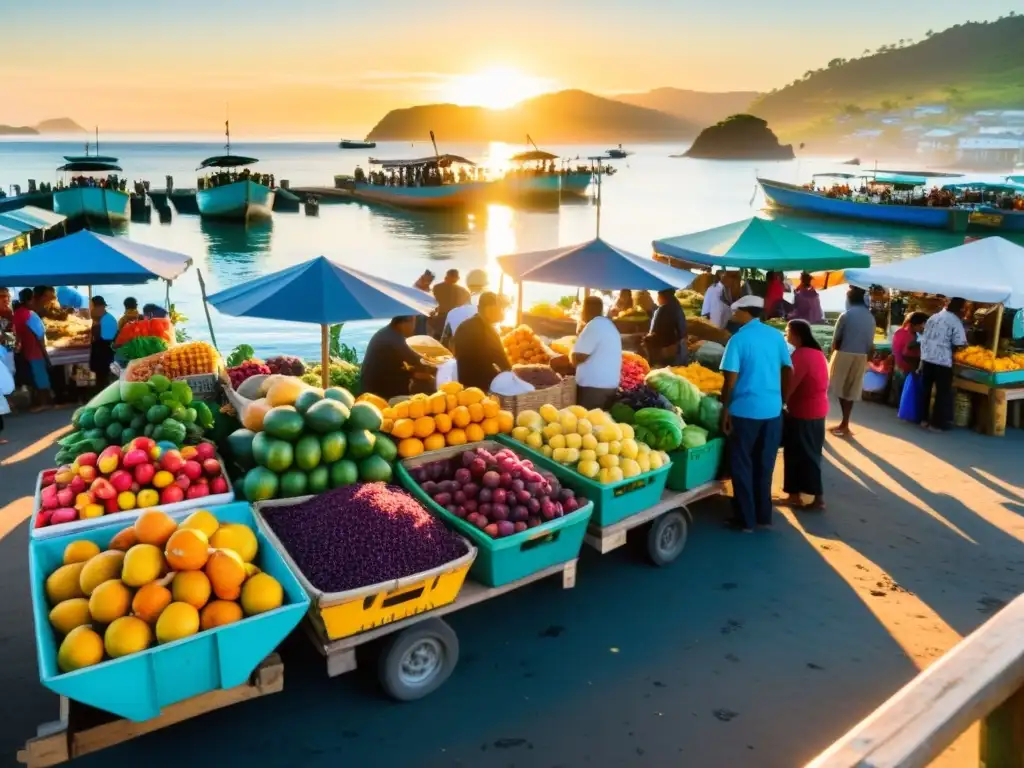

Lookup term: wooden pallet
[17,654,283,768]
[304,560,578,677]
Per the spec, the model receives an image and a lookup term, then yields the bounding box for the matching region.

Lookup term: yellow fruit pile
[955,346,1024,373]
[509,405,670,485]
[45,509,284,674]
[502,325,554,365]
[526,302,571,320]
[550,336,577,355]
[381,382,514,458]
[162,341,221,379]
[670,362,725,393]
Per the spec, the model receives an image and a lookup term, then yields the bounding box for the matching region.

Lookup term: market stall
[0,205,68,247]
[846,236,1024,435]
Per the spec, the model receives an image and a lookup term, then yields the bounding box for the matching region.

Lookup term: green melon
[263,439,295,473]
[243,466,279,502]
[252,432,272,467]
[347,402,383,432]
[304,399,349,434]
[263,406,305,441]
[279,470,308,498]
[346,429,376,460]
[227,428,257,466]
[323,387,355,408]
[294,434,322,471]
[320,431,347,464]
[294,389,324,415]
[328,460,359,489]
[373,433,398,462]
[307,465,330,494]
[358,454,393,483]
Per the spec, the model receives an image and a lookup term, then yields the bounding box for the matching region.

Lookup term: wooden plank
[806,594,1024,768]
[980,685,1024,768]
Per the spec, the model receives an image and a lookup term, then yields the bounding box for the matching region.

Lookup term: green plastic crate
[495,435,670,527]
[396,442,593,588]
[666,438,725,491]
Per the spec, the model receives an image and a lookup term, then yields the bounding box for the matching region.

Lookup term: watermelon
[252,432,272,467]
[243,467,279,502]
[358,454,393,483]
[347,402,382,432]
[294,389,324,415]
[279,470,308,498]
[294,434,322,471]
[373,433,398,462]
[146,404,170,424]
[323,387,355,408]
[263,406,305,441]
[93,406,113,429]
[75,408,96,430]
[112,403,135,425]
[263,439,295,473]
[320,431,347,464]
[328,460,359,489]
[346,429,376,460]
[105,422,124,442]
[304,399,349,434]
[307,465,330,494]
[227,428,257,466]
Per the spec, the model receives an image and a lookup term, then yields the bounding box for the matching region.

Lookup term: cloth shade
[0,230,192,286]
[0,206,67,232]
[652,217,870,272]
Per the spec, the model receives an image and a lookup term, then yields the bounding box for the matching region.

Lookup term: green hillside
[751,15,1024,135]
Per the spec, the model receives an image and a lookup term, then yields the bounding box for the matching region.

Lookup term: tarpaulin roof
[0,206,67,232]
[0,230,192,286]
[845,236,1024,308]
[498,238,695,290]
[652,217,870,272]
[0,225,23,247]
[206,255,437,324]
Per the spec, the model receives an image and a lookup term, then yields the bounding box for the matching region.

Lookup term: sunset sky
[1,1,1012,135]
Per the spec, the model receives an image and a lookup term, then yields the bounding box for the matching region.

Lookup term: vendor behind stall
[608,289,634,319]
[13,287,51,409]
[89,296,118,392]
[362,316,432,401]
[452,292,510,392]
[572,295,622,409]
[118,297,140,331]
[645,288,688,366]
[440,268,489,347]
[701,270,732,329]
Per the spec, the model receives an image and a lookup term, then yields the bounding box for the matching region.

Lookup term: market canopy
[652,217,870,273]
[0,205,67,232]
[845,236,1024,308]
[0,230,193,286]
[206,255,437,324]
[0,225,23,247]
[497,238,696,291]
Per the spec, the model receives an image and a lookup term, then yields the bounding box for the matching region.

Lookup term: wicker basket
[491,375,577,417]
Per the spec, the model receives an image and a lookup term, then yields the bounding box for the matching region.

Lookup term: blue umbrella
[207,255,436,387]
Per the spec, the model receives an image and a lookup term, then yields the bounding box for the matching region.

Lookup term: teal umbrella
[652,217,870,272]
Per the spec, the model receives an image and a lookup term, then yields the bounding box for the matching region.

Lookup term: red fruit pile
[228,359,272,389]
[620,357,648,391]
[265,355,305,376]
[409,445,587,539]
[37,439,229,529]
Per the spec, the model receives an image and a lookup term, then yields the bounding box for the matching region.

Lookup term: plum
[541,499,556,520]
[445,504,458,515]
[453,506,467,518]
[491,503,509,521]
[577,496,589,507]
[475,516,490,531]
[527,497,541,515]
[516,489,531,504]
[470,458,487,477]
[510,479,525,494]
[498,472,512,488]
[497,521,515,538]
[478,502,493,518]
[454,468,472,485]
[511,505,529,522]
[466,512,481,527]
[527,517,542,528]
[563,497,579,513]
[478,487,493,504]
[461,450,476,468]
[433,492,452,507]
[514,521,528,533]
[421,480,438,495]
[453,490,467,505]
[437,480,454,494]
[462,482,479,499]
[559,488,575,502]
[463,499,478,513]
[526,482,542,496]
[482,471,501,489]
[492,488,507,506]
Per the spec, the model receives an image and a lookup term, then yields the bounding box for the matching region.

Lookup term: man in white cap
[441,268,489,347]
[719,295,793,533]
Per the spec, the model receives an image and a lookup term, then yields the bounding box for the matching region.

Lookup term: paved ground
[1,402,1022,768]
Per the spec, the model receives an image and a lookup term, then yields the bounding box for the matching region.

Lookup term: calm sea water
[1,138,1011,360]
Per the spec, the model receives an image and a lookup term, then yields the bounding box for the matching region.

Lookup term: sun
[444,67,552,110]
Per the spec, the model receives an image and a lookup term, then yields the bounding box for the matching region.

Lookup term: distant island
[366,89,697,143]
[0,117,85,136]
[614,88,760,128]
[682,114,794,160]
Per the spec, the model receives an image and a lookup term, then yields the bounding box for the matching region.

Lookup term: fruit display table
[952,373,1024,437]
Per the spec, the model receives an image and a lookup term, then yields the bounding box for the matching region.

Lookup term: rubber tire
[377,618,459,701]
[646,510,688,566]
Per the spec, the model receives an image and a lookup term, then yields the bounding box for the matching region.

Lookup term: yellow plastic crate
[253,497,477,641]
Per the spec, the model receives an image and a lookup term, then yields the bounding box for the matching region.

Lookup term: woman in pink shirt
[781,320,830,509]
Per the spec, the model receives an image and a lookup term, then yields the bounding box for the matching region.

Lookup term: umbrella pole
[195,270,219,351]
[321,324,330,389]
[498,272,504,297]
[516,281,523,326]
[992,304,1005,357]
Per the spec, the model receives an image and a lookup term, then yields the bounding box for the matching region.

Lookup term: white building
[957,137,1024,168]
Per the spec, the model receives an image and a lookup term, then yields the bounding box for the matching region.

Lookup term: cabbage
[680,425,708,450]
[645,369,702,421]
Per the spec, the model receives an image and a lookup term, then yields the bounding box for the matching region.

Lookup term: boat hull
[0,191,53,213]
[349,181,491,210]
[499,174,562,198]
[53,187,129,224]
[561,172,592,197]
[197,180,275,220]
[340,141,376,149]
[759,178,969,232]
[973,206,1024,232]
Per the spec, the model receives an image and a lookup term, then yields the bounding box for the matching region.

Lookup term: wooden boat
[53,160,129,225]
[941,180,1024,233]
[339,139,376,149]
[341,153,491,210]
[758,177,970,232]
[499,149,562,198]
[606,145,629,159]
[195,122,275,221]
[560,171,593,196]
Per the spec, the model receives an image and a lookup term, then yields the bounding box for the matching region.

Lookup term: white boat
[53,150,129,225]
[195,122,276,221]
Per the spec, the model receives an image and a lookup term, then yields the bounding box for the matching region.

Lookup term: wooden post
[992,303,1005,356]
[320,324,329,389]
[195,271,218,350]
[980,684,1024,768]
[516,281,523,326]
[498,272,504,297]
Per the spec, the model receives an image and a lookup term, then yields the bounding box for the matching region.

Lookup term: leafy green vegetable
[645,369,702,421]
[680,425,709,449]
[225,344,255,368]
[329,324,360,365]
[609,402,636,425]
[155,417,186,445]
[117,336,169,361]
[634,407,684,451]
[193,401,215,429]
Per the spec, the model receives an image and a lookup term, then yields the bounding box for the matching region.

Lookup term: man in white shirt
[571,295,622,409]
[700,270,731,329]
[441,269,489,347]
[918,297,967,431]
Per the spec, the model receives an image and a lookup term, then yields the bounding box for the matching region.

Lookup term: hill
[36,118,86,133]
[683,115,794,160]
[0,125,38,135]
[751,15,1024,134]
[614,88,760,127]
[366,89,697,143]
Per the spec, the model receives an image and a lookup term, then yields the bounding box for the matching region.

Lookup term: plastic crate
[955,365,1024,387]
[253,496,477,641]
[666,438,725,492]
[494,435,669,527]
[29,502,309,722]
[397,442,593,587]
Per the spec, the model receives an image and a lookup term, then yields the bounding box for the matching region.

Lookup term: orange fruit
[482,398,500,419]
[451,406,471,428]
[445,393,459,412]
[241,398,271,431]
[205,549,246,601]
[172,570,212,610]
[200,600,243,630]
[429,394,447,415]
[424,433,446,451]
[132,582,172,624]
[433,412,452,434]
[458,387,485,406]
[408,400,426,419]
[481,417,500,436]
[391,418,415,439]
[134,510,177,547]
[468,403,485,423]
[393,401,410,419]
[465,423,485,443]
[446,428,467,446]
[165,528,211,571]
[413,416,435,439]
[497,411,514,433]
[108,527,138,551]
[398,437,425,458]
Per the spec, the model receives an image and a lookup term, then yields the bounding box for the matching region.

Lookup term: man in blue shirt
[56,286,86,311]
[89,296,119,391]
[719,296,793,532]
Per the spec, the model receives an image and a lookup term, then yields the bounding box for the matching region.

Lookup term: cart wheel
[377,618,459,701]
[646,510,688,566]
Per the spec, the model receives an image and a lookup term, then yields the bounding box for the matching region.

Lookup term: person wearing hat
[644,288,688,366]
[719,295,793,532]
[788,272,824,325]
[452,292,510,391]
[430,268,470,339]
[440,268,489,347]
[89,296,119,392]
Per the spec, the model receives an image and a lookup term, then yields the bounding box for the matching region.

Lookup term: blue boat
[560,171,593,197]
[500,148,563,198]
[53,155,129,225]
[195,122,276,221]
[758,178,970,232]
[344,152,492,210]
[941,180,1024,232]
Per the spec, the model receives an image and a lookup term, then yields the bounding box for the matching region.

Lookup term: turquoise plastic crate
[396,443,593,588]
[495,435,670,527]
[666,438,725,491]
[29,502,309,722]
[955,365,1024,387]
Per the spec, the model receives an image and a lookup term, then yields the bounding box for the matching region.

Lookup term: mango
[57,626,104,673]
[79,550,126,596]
[200,600,243,630]
[567,405,588,420]
[122,544,166,587]
[515,410,542,429]
[45,562,86,605]
[155,602,200,644]
[104,616,153,658]
[205,549,246,600]
[89,579,131,624]
[171,571,212,610]
[180,509,219,539]
[134,509,177,546]
[240,573,284,616]
[108,527,139,551]
[132,582,172,624]
[63,540,100,565]
[165,528,210,571]
[209,524,258,563]
[49,598,92,635]
[538,404,559,424]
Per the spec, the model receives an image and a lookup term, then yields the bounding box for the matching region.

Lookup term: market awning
[845,236,1024,308]
[498,238,696,291]
[206,255,437,324]
[0,230,193,286]
[0,206,67,232]
[652,217,870,273]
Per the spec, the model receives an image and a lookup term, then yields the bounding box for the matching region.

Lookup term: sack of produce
[511,364,561,389]
[680,425,709,449]
[645,369,703,421]
[696,395,723,434]
[632,407,685,452]
[491,371,535,396]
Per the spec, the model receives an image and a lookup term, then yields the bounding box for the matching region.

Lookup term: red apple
[75,452,97,468]
[109,470,133,494]
[133,462,156,487]
[194,442,216,462]
[160,485,185,505]
[56,488,74,507]
[103,497,120,514]
[173,475,191,492]
[160,450,185,474]
[185,483,209,500]
[209,476,230,495]
[129,437,156,454]
[97,446,122,475]
[122,448,150,469]
[68,475,86,495]
[202,458,222,477]
[90,478,116,501]
[181,460,203,482]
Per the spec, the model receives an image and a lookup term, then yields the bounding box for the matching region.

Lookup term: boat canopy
[510,150,558,163]
[57,160,122,172]
[197,155,260,170]
[368,154,475,169]
[868,174,928,188]
[873,168,962,179]
[811,173,859,179]
[1008,175,1024,184]
[62,154,119,163]
[942,181,1024,193]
